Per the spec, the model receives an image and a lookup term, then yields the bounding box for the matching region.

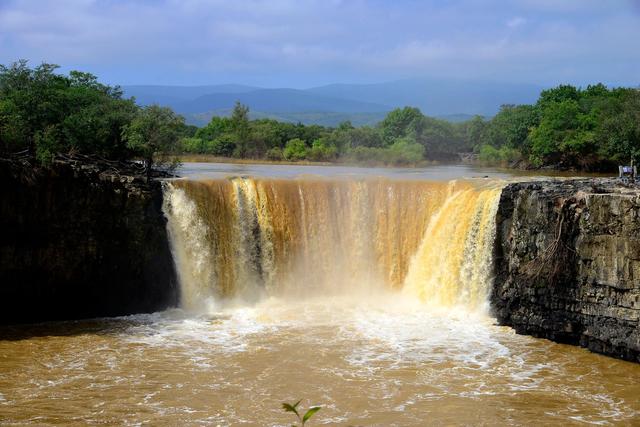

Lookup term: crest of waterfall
[162,178,503,313]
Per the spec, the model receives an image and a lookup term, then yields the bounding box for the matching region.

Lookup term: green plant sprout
[282,399,321,426]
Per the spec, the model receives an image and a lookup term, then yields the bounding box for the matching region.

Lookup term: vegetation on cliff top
[2,61,639,171]
[0,61,192,174]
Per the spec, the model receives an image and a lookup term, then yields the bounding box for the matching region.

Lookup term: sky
[1,0,639,88]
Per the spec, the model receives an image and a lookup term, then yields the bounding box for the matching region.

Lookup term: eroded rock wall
[0,159,178,323]
[492,179,640,362]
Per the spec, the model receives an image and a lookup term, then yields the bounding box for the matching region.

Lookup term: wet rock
[492,178,640,362]
[0,158,178,324]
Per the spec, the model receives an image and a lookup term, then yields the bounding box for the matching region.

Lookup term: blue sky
[1,0,639,88]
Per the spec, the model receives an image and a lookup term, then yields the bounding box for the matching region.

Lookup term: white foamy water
[1,167,636,425]
[2,295,639,425]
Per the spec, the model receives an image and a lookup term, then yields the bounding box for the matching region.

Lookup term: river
[1,163,638,426]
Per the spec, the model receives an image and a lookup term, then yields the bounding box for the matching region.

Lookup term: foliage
[195,116,232,142]
[379,106,423,144]
[478,144,521,165]
[5,60,638,171]
[180,137,205,153]
[122,104,185,175]
[282,400,321,426]
[231,101,250,158]
[307,138,337,161]
[283,138,308,161]
[388,137,426,164]
[266,146,284,161]
[476,84,640,170]
[0,60,138,163]
[480,105,539,152]
[171,103,477,165]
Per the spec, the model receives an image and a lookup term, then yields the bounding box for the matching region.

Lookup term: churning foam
[162,177,503,313]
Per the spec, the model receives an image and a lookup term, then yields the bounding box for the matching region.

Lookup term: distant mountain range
[123,79,543,127]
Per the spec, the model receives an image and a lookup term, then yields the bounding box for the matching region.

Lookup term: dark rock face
[492,179,640,362]
[0,159,178,324]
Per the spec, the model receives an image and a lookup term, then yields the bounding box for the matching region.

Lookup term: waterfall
[162,178,502,312]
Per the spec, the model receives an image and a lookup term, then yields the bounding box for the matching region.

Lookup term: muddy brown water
[1,163,636,426]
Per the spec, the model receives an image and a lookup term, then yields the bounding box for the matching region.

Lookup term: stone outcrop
[492,179,640,362]
[0,158,178,324]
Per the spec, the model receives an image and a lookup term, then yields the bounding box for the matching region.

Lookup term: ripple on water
[1,295,639,425]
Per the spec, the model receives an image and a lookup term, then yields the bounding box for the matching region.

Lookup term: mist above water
[162,177,501,313]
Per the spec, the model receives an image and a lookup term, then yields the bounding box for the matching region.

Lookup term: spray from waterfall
[162,178,502,312]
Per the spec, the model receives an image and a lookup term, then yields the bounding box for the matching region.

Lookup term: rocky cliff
[0,158,178,323]
[492,179,640,362]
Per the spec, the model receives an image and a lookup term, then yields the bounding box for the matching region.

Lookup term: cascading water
[5,172,640,426]
[162,177,502,312]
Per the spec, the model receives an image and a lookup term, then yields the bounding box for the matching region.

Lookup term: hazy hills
[123,79,543,127]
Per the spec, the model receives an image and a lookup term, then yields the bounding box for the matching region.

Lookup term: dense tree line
[0,61,191,175]
[185,84,640,170]
[3,61,639,171]
[476,84,640,170]
[181,103,474,165]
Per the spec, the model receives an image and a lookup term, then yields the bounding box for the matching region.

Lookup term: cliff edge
[492,179,640,362]
[0,157,178,323]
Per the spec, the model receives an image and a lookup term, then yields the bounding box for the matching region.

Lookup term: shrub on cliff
[0,60,191,171]
[0,61,138,163]
[122,105,184,177]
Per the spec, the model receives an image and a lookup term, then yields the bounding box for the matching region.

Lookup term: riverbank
[492,179,640,362]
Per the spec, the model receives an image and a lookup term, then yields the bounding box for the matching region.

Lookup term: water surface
[1,163,635,426]
[1,298,639,426]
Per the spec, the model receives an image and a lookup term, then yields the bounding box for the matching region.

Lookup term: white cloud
[507,17,526,28]
[0,0,638,86]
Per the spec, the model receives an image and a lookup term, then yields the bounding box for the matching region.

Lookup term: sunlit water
[0,163,634,426]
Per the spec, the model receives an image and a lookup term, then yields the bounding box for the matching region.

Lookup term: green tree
[0,60,138,162]
[195,116,233,142]
[206,134,236,156]
[122,105,185,177]
[388,137,425,164]
[180,137,205,153]
[537,84,580,110]
[283,138,308,161]
[307,138,337,161]
[343,126,384,149]
[231,101,250,158]
[416,116,462,160]
[266,146,284,160]
[597,88,640,164]
[461,115,486,150]
[379,107,424,144]
[528,100,580,166]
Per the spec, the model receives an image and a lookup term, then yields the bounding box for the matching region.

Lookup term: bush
[387,137,425,164]
[283,138,308,161]
[266,146,284,160]
[307,138,337,161]
[347,146,385,163]
[478,144,521,165]
[180,137,204,153]
[204,134,236,156]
